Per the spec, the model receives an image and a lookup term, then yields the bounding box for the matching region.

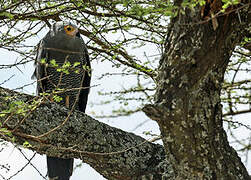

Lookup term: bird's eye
[64,25,74,32]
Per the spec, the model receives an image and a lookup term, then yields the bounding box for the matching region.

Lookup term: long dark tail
[47,156,74,180]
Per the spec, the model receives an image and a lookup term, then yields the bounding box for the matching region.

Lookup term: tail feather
[47,156,73,180]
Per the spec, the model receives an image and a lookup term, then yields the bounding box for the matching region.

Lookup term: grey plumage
[33,21,91,180]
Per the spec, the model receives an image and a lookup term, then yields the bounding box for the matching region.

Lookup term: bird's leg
[65,95,70,108]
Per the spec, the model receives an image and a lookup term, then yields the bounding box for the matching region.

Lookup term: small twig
[6,150,37,180]
[223,109,251,117]
[16,148,47,180]
[39,136,162,156]
[0,75,15,86]
[44,47,84,54]
[223,119,251,131]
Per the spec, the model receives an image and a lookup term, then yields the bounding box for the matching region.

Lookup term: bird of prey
[33,21,91,180]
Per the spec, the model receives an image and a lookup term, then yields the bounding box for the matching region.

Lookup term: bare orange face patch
[64,25,77,36]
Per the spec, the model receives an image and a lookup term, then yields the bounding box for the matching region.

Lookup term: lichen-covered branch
[0,87,173,180]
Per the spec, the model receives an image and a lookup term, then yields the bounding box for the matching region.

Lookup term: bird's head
[50,21,80,38]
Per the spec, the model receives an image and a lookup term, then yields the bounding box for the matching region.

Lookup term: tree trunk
[143,1,251,179]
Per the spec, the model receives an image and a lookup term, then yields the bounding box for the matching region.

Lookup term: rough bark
[143,1,251,180]
[0,87,173,180]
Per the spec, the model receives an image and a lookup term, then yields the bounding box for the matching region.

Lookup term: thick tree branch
[0,87,173,180]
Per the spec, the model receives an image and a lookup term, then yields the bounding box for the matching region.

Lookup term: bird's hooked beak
[64,25,78,37]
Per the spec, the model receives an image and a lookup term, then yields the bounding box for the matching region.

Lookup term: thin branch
[223,109,251,117]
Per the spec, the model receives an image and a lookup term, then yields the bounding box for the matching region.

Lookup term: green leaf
[23,141,32,148]
[73,62,81,67]
[63,61,71,68]
[50,59,58,67]
[0,128,12,136]
[56,68,63,72]
[53,95,63,102]
[0,12,14,19]
[40,58,46,64]
[63,69,70,74]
